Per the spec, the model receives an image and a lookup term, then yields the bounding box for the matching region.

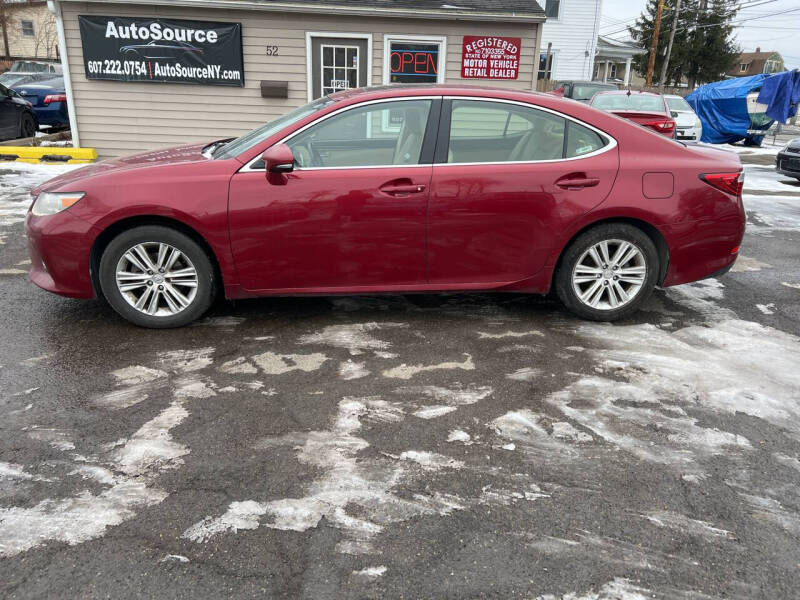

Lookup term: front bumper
[776,151,800,178]
[25,210,97,299]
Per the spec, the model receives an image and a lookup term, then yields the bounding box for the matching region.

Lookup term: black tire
[99,225,216,328]
[554,223,659,321]
[20,112,36,138]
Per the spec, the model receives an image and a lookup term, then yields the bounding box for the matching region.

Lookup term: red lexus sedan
[26,85,744,328]
[589,90,677,139]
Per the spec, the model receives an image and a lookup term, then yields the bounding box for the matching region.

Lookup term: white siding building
[538,0,602,82]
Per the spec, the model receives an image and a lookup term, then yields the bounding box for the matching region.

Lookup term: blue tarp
[757,69,800,123]
[686,74,770,145]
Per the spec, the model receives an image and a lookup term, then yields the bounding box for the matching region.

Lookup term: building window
[383,34,446,85]
[538,51,557,80]
[545,0,561,19]
[21,20,34,37]
[321,45,359,96]
[609,63,618,79]
[593,63,600,80]
[739,63,747,72]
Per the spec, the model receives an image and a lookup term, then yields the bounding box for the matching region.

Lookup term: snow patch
[339,359,369,380]
[251,351,328,375]
[299,322,406,355]
[382,354,474,379]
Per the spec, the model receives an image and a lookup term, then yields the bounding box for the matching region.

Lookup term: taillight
[700,171,744,196]
[644,119,676,134]
[43,94,67,105]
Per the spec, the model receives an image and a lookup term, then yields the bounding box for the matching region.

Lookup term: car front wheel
[99,225,216,328]
[555,223,659,321]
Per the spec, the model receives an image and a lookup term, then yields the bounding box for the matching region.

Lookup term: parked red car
[26,85,744,328]
[589,90,677,138]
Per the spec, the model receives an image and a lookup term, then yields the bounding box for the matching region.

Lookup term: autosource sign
[461,36,521,80]
[78,16,244,87]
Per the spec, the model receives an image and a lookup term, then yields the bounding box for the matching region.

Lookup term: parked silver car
[665,94,703,141]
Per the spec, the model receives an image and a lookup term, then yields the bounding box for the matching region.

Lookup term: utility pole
[659,0,682,91]
[0,0,10,60]
[645,0,665,88]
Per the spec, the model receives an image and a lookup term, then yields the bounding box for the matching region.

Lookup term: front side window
[288,99,432,168]
[447,100,608,163]
[21,20,34,37]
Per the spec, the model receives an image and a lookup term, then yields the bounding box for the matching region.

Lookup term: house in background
[727,48,784,78]
[538,0,602,81]
[0,0,59,61]
[593,35,646,86]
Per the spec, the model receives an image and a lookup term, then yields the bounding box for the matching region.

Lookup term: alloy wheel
[115,242,198,316]
[571,239,647,310]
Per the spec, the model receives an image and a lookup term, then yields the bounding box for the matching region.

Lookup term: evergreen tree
[628,0,739,88]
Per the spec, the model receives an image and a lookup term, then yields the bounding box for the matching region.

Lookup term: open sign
[389,42,439,83]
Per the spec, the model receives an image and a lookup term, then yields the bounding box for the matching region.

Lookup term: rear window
[666,96,692,111]
[571,84,616,101]
[591,93,666,112]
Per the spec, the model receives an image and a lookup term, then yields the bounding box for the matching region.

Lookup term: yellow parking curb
[0,146,97,164]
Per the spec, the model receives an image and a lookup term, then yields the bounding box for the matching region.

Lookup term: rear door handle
[379,183,427,196]
[555,177,600,190]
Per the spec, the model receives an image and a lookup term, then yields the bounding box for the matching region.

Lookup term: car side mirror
[670,111,679,118]
[261,144,294,174]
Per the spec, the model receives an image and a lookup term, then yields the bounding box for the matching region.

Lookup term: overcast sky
[599,0,800,70]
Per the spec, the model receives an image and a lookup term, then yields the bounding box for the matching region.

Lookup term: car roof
[327,84,553,103]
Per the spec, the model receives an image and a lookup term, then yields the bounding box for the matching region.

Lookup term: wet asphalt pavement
[1,148,800,599]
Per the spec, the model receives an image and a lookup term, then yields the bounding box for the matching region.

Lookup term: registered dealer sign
[78,16,244,87]
[461,36,521,80]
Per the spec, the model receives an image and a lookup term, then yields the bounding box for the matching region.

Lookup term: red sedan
[26,85,744,328]
[589,90,677,138]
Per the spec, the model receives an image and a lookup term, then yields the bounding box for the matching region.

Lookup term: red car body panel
[25,84,744,304]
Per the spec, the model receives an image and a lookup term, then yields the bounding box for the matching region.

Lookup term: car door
[0,85,19,139]
[427,98,619,285]
[228,97,439,291]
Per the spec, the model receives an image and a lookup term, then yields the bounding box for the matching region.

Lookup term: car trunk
[609,110,674,137]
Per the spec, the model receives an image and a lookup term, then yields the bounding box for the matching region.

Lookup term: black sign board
[78,16,244,87]
[389,42,439,84]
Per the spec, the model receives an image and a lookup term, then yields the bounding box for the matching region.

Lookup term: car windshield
[572,84,615,101]
[591,93,665,112]
[214,96,337,159]
[0,73,29,86]
[9,61,50,73]
[666,96,692,111]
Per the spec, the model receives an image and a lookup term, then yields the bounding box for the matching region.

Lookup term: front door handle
[379,182,427,196]
[555,177,600,190]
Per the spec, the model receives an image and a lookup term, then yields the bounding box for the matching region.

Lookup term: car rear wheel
[20,113,36,138]
[555,223,659,321]
[99,226,216,328]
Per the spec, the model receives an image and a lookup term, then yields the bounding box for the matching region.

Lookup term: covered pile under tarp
[686,74,770,145]
[757,69,800,123]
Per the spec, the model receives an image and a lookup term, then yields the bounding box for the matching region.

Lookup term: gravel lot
[1,145,799,599]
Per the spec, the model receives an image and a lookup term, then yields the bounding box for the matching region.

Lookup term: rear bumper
[661,213,744,287]
[25,210,97,299]
[677,126,702,141]
[33,103,69,127]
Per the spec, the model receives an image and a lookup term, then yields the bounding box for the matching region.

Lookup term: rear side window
[448,100,565,162]
[566,121,605,157]
[446,99,608,163]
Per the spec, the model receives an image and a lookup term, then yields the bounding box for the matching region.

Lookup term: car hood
[33,141,218,194]
[784,137,800,151]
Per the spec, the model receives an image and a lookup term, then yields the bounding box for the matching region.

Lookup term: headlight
[31,192,85,216]
[694,118,702,128]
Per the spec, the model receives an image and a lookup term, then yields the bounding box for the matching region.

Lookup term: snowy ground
[0,150,799,599]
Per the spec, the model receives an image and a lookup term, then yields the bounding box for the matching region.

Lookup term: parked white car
[665,94,703,142]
